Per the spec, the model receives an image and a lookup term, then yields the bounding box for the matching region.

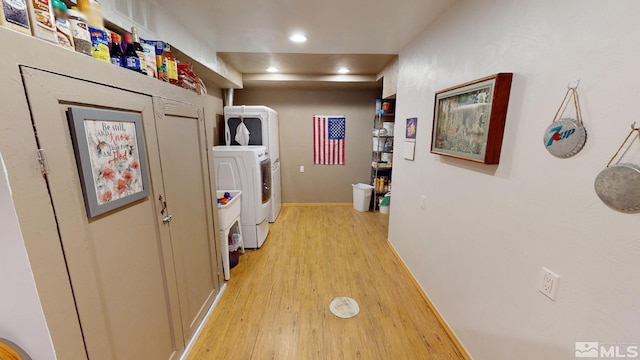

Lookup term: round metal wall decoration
[543,118,587,158]
[594,124,640,212]
[595,164,640,212]
[544,82,587,158]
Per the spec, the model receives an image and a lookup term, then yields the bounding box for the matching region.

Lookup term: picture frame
[67,107,150,218]
[430,73,513,164]
[403,117,417,160]
[406,117,417,140]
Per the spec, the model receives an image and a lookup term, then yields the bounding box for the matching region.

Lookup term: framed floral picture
[67,107,150,218]
[431,73,513,164]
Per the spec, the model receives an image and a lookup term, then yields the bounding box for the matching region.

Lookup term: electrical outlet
[539,267,560,300]
[420,195,426,209]
[300,166,305,173]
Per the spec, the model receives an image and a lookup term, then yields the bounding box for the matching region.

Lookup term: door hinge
[37,149,50,175]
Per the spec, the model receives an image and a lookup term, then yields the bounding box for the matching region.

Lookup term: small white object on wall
[403,141,415,160]
[538,267,560,301]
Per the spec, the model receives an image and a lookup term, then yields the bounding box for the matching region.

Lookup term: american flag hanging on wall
[313,115,346,165]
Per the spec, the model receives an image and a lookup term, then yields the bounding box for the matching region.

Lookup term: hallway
[188,205,464,359]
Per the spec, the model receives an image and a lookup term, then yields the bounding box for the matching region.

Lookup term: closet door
[21,67,182,360]
[152,98,220,341]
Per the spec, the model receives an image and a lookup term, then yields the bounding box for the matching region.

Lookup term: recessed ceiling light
[266,67,279,73]
[289,33,307,43]
[338,67,350,74]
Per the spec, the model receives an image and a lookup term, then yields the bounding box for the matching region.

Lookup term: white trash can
[352,183,374,212]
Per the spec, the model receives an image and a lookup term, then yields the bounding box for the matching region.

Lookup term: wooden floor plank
[187,206,464,359]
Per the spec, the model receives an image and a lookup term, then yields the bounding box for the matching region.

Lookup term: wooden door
[21,67,182,360]
[152,98,220,341]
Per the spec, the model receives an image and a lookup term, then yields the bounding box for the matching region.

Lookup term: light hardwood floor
[188,205,464,359]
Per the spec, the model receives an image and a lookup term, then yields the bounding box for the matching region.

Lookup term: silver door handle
[162,215,173,223]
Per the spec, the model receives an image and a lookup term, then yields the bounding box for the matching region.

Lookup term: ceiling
[156,0,455,88]
[216,53,397,75]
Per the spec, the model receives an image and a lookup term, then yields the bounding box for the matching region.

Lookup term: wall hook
[567,79,581,90]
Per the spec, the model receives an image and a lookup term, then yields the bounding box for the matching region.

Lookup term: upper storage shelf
[103,1,242,89]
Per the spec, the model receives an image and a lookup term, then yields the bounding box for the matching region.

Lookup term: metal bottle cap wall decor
[594,123,640,212]
[543,81,587,158]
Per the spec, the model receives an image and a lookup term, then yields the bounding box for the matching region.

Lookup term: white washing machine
[224,105,281,223]
[212,146,271,248]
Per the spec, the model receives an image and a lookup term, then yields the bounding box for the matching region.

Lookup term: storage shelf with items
[370,99,395,211]
[104,22,206,95]
[0,0,207,95]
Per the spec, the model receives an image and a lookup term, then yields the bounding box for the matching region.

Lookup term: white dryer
[224,105,281,223]
[212,146,271,248]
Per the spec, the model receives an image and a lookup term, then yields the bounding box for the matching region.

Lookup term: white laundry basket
[352,183,374,212]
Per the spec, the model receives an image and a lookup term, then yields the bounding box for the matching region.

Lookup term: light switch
[300,166,305,173]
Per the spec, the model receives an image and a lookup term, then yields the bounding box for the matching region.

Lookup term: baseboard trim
[282,203,351,207]
[387,241,472,359]
[179,283,227,360]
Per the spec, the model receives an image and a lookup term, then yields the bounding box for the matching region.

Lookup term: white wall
[390,1,640,359]
[0,153,56,360]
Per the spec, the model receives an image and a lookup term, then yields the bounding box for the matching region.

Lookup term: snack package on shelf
[141,41,156,78]
[26,0,57,42]
[142,39,166,80]
[177,61,201,94]
[1,0,32,35]
[88,25,109,62]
